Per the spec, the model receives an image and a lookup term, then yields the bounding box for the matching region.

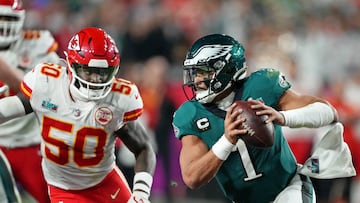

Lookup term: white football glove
[127,191,150,203]
[127,172,153,203]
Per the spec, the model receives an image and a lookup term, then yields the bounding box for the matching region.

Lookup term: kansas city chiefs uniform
[20,62,144,190]
[0,29,59,148]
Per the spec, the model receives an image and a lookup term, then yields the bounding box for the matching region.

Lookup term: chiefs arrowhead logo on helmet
[68,34,80,51]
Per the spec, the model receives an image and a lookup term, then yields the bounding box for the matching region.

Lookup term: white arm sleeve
[280,102,335,128]
[0,96,26,124]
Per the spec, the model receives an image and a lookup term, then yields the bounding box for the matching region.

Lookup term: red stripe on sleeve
[20,81,32,99]
[123,108,143,122]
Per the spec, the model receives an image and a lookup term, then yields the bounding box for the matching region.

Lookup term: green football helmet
[183,34,247,103]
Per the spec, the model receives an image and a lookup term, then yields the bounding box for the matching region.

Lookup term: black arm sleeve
[16,92,33,114]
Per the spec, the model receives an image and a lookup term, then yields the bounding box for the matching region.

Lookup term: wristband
[280,102,335,128]
[133,172,153,199]
[211,134,235,160]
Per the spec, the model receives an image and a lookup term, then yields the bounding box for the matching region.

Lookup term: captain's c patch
[196,117,211,132]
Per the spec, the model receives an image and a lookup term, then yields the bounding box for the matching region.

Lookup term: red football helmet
[65,27,120,101]
[0,0,24,47]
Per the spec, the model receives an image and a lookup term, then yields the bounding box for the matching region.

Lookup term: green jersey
[173,68,297,203]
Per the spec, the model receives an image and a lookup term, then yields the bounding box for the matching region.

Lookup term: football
[233,100,274,148]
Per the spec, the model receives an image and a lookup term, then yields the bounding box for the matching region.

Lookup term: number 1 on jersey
[236,139,263,181]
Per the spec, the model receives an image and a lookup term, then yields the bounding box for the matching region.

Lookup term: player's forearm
[118,120,157,174]
[181,152,223,189]
[131,144,156,201]
[0,96,26,124]
[0,59,23,92]
[133,143,156,174]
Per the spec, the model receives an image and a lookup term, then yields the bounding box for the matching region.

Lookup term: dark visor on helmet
[72,63,117,83]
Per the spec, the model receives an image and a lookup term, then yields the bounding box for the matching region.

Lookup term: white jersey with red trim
[0,29,59,148]
[20,62,144,190]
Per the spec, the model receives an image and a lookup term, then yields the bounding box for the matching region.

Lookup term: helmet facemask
[183,65,215,103]
[68,60,118,101]
[0,1,25,47]
[183,34,247,103]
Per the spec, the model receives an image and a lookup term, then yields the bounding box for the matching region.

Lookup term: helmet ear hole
[78,51,85,57]
[210,78,222,93]
[213,60,226,70]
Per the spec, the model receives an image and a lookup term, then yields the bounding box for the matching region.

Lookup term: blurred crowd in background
[20,0,360,202]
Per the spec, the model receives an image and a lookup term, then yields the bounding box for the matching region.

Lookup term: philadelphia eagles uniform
[173,68,298,203]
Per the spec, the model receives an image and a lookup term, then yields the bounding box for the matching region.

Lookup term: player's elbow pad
[280,102,335,128]
[0,96,27,124]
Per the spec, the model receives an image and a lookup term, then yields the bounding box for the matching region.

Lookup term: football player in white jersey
[0,0,60,202]
[0,27,156,203]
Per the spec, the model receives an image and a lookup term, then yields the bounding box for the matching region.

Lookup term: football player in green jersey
[172,34,339,203]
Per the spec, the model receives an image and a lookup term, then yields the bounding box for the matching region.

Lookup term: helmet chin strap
[69,77,106,102]
[196,80,234,104]
[196,89,215,104]
[69,84,88,102]
[215,91,235,110]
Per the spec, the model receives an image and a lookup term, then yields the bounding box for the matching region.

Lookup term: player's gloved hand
[127,172,153,203]
[127,191,150,203]
[0,85,8,94]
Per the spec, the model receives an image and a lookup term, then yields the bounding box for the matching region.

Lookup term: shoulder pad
[21,30,58,54]
[21,63,65,99]
[172,101,200,139]
[111,78,144,122]
[245,68,291,106]
[250,68,286,84]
